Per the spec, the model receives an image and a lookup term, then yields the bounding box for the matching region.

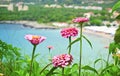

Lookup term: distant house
[44,4,49,8]
[7,3,14,11]
[84,12,94,18]
[16,2,29,11]
[45,4,62,8]
[22,5,28,11]
[76,6,102,10]
[64,4,74,8]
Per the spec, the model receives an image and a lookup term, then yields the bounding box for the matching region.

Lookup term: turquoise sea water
[0,23,112,65]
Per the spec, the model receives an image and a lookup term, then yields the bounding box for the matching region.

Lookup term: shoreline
[0,20,116,40]
[83,28,114,40]
[0,21,59,29]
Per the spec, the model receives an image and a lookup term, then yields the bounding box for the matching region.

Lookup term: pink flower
[52,54,73,68]
[47,45,54,50]
[61,27,78,38]
[25,34,46,45]
[72,17,89,23]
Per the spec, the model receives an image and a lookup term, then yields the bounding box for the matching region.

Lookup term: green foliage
[112,1,120,13]
[90,19,102,26]
[0,40,21,76]
[106,24,111,27]
[114,26,120,44]
[0,5,111,25]
[116,14,120,20]
[82,65,98,75]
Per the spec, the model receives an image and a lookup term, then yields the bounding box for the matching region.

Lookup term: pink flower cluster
[72,17,89,23]
[52,54,73,67]
[61,27,78,38]
[25,34,46,45]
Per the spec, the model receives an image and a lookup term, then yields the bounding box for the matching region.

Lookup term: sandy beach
[83,28,114,40]
[83,26,118,40]
[0,21,117,40]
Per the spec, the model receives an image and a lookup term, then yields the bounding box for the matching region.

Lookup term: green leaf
[82,65,98,75]
[109,42,116,54]
[111,65,120,73]
[94,59,102,66]
[94,59,107,69]
[100,65,113,75]
[46,67,57,76]
[34,53,40,58]
[40,63,52,75]
[112,1,120,13]
[116,14,120,20]
[64,67,71,74]
[67,37,81,49]
[71,71,78,76]
[13,48,21,57]
[82,35,93,49]
[71,63,78,73]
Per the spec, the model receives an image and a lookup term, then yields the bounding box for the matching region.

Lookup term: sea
[0,23,113,65]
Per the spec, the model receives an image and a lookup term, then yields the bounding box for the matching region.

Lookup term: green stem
[62,68,64,76]
[48,49,52,61]
[49,49,50,54]
[40,63,52,75]
[68,37,71,54]
[29,45,37,76]
[46,67,57,76]
[106,53,110,66]
[79,23,83,76]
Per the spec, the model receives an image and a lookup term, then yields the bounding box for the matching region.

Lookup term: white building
[22,5,28,11]
[16,2,29,11]
[7,3,14,11]
[84,12,94,18]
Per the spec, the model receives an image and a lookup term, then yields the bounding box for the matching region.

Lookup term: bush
[114,26,120,44]
[90,19,102,26]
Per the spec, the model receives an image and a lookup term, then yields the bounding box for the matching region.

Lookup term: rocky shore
[0,21,59,29]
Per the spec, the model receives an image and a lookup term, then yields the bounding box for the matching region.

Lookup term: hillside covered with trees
[0,0,118,8]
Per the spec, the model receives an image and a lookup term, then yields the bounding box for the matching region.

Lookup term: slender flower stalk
[47,45,54,61]
[106,53,110,66]
[62,68,64,76]
[105,46,110,66]
[68,37,72,54]
[24,34,46,76]
[29,45,36,76]
[47,45,54,54]
[79,23,83,76]
[73,17,89,76]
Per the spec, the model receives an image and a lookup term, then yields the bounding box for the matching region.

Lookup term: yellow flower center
[32,35,40,39]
